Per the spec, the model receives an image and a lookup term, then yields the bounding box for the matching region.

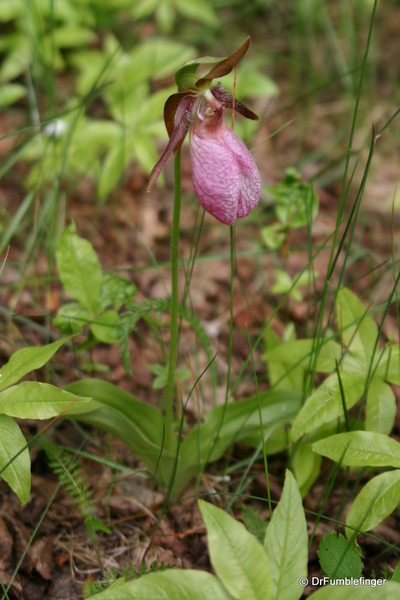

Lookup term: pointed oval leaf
[264,470,308,600]
[264,339,342,374]
[0,415,30,505]
[292,443,322,498]
[290,373,365,442]
[312,431,400,468]
[345,470,400,540]
[375,344,400,385]
[336,288,378,369]
[90,569,232,599]
[366,380,396,435]
[199,500,272,600]
[0,382,95,419]
[56,224,102,315]
[0,338,68,392]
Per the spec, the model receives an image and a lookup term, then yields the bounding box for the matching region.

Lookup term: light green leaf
[310,581,400,599]
[0,415,30,505]
[366,380,396,435]
[317,532,363,580]
[97,144,126,200]
[261,224,286,250]
[264,338,342,374]
[90,569,232,599]
[199,500,272,600]
[0,382,95,419]
[56,223,102,315]
[52,26,96,48]
[174,0,218,27]
[264,470,308,600]
[290,373,365,442]
[291,443,322,497]
[0,83,26,107]
[53,302,90,334]
[345,470,400,539]
[375,344,400,385]
[98,275,136,312]
[312,431,400,468]
[0,338,68,392]
[91,310,119,344]
[264,327,304,392]
[336,288,378,369]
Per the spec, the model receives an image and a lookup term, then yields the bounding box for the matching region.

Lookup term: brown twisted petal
[211,83,259,121]
[147,95,196,193]
[195,37,251,89]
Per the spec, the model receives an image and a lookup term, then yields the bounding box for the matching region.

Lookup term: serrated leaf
[318,532,363,580]
[56,224,102,315]
[0,338,68,392]
[291,443,322,497]
[312,431,400,468]
[345,470,400,540]
[336,288,378,369]
[290,373,365,442]
[366,379,396,434]
[90,569,232,599]
[264,470,307,600]
[91,310,119,344]
[199,500,272,600]
[0,415,30,505]
[310,582,400,599]
[0,382,95,419]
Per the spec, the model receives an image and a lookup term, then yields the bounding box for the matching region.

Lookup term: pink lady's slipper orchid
[147,38,261,225]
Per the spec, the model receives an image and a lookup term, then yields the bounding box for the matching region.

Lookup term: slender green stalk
[165,149,182,433]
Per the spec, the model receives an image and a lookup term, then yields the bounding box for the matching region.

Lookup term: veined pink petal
[190,115,261,225]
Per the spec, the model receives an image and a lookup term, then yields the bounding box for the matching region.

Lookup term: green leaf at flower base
[336,288,378,370]
[0,382,95,419]
[90,569,232,600]
[291,443,322,497]
[311,582,400,599]
[345,470,400,540]
[312,431,400,468]
[199,500,272,600]
[53,303,91,335]
[0,338,68,392]
[56,224,102,316]
[365,379,396,435]
[317,532,363,580]
[91,310,120,344]
[0,83,26,107]
[290,373,365,442]
[264,470,308,600]
[0,415,30,505]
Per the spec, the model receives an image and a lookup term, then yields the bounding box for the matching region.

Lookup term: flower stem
[165,149,182,434]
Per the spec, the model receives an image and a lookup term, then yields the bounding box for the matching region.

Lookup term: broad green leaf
[0,382,95,419]
[312,431,400,468]
[98,275,136,312]
[264,338,341,374]
[0,415,30,505]
[345,470,400,539]
[317,532,363,580]
[264,470,308,600]
[375,344,400,385]
[199,500,272,600]
[264,327,304,391]
[56,223,102,315]
[53,303,90,334]
[311,582,400,599]
[290,373,365,442]
[91,310,119,343]
[291,443,322,497]
[0,83,26,107]
[97,145,125,200]
[336,288,377,369]
[90,569,232,599]
[174,0,218,27]
[366,380,396,435]
[52,26,96,48]
[0,338,68,392]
